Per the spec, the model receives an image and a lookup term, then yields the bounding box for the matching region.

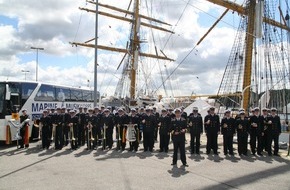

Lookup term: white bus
[0,80,98,144]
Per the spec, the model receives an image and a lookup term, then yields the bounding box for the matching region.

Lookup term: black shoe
[273,153,280,157]
[171,163,176,166]
[159,150,163,153]
[183,163,189,167]
[257,153,263,156]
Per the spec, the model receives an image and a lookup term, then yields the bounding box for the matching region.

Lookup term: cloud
[0,0,241,97]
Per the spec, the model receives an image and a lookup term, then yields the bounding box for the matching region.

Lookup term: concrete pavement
[0,134,290,190]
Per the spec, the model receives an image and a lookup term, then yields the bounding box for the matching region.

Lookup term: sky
[0,0,288,98]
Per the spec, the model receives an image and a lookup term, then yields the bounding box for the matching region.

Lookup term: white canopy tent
[184,99,212,118]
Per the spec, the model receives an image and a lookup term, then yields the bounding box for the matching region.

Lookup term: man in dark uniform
[152,107,159,142]
[94,107,103,146]
[61,107,70,147]
[127,108,140,152]
[39,109,51,149]
[85,108,97,150]
[137,107,145,141]
[76,106,86,146]
[68,110,78,150]
[235,111,250,156]
[158,108,171,153]
[171,108,188,167]
[115,108,128,151]
[19,109,30,149]
[259,108,270,152]
[267,108,281,156]
[249,107,263,156]
[141,108,156,152]
[188,107,203,154]
[204,107,220,155]
[53,107,63,150]
[102,109,115,150]
[221,110,236,156]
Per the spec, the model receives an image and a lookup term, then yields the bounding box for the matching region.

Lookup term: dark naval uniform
[102,113,115,149]
[221,116,236,155]
[235,116,250,155]
[259,114,270,152]
[127,113,140,151]
[40,113,51,149]
[85,114,97,149]
[68,113,78,150]
[171,117,187,166]
[188,113,203,154]
[249,114,262,155]
[52,111,63,150]
[141,113,156,152]
[158,114,171,152]
[19,113,30,148]
[204,114,220,154]
[267,113,281,156]
[115,112,128,151]
[76,110,86,146]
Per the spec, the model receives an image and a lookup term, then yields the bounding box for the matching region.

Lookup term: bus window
[70,89,83,101]
[83,90,93,102]
[0,83,5,118]
[22,83,37,105]
[35,84,55,101]
[55,87,70,101]
[8,83,20,112]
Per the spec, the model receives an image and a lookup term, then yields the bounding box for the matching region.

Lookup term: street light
[21,70,30,81]
[31,47,44,81]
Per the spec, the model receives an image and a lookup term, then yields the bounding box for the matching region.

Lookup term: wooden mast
[130,0,140,99]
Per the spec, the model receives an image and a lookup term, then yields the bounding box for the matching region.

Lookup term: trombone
[102,123,107,150]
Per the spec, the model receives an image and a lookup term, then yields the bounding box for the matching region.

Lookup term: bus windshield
[0,83,5,116]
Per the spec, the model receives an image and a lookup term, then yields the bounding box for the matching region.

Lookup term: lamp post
[21,70,30,81]
[31,47,44,81]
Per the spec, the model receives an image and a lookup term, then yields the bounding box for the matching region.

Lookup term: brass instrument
[88,122,94,141]
[69,123,75,141]
[116,124,121,150]
[51,124,57,142]
[125,124,137,142]
[102,123,107,150]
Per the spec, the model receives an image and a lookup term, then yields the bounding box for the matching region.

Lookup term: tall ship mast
[206,0,290,115]
[71,0,174,106]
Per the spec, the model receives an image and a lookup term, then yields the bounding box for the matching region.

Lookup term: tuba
[125,124,137,142]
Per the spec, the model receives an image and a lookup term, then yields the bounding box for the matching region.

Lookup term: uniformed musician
[158,108,171,153]
[141,108,156,152]
[221,110,235,156]
[204,107,220,155]
[235,111,250,156]
[170,108,188,167]
[188,107,203,155]
[127,108,140,152]
[267,108,281,156]
[19,109,30,149]
[39,109,51,149]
